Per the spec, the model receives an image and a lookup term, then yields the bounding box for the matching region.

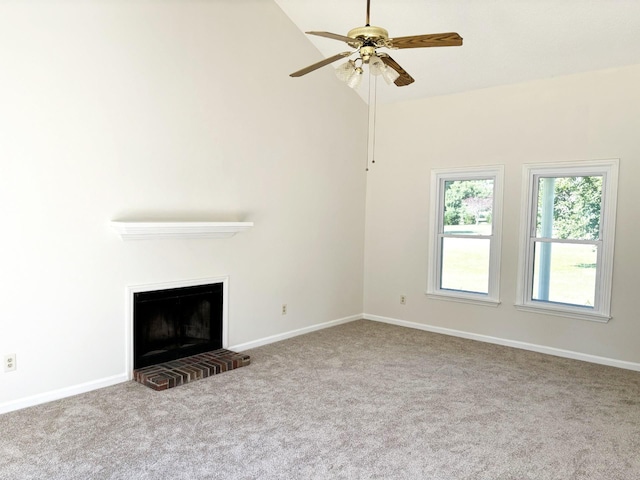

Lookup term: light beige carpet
[1,320,639,479]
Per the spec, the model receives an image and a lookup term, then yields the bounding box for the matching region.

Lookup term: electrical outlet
[400,295,407,305]
[281,304,287,315]
[4,354,16,372]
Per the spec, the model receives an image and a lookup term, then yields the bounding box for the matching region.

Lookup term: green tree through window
[444,179,494,227]
[538,176,602,240]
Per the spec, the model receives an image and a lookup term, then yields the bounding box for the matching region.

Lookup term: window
[427,166,504,305]
[516,159,619,322]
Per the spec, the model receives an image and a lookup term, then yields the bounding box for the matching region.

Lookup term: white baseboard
[0,373,128,415]
[6,312,634,415]
[364,313,640,372]
[0,314,363,415]
[230,314,362,352]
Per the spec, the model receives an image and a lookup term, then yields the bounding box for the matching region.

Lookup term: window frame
[515,159,619,322]
[426,165,504,306]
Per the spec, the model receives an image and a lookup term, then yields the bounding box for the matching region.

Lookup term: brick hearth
[134,349,250,391]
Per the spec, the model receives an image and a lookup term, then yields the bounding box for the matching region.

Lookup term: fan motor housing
[347,25,389,43]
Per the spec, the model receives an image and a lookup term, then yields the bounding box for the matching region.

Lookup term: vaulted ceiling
[275,0,640,104]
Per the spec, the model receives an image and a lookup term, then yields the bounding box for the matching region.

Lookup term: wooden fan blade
[379,55,414,87]
[390,32,463,49]
[306,31,363,47]
[290,51,353,77]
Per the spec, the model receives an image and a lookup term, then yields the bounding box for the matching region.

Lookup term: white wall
[364,65,640,364]
[3,1,638,414]
[0,0,367,410]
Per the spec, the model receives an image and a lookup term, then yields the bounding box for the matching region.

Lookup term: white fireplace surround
[125,276,230,379]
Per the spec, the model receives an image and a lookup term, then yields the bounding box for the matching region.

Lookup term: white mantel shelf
[111,221,254,240]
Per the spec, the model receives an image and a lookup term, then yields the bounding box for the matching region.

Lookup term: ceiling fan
[289,0,463,88]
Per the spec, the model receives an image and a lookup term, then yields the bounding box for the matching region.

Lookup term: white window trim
[515,159,619,322]
[426,165,504,307]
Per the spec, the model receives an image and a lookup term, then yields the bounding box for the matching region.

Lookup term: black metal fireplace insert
[133,283,223,369]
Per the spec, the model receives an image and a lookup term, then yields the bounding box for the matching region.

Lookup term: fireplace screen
[134,283,223,369]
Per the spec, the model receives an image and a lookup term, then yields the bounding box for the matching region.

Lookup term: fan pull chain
[372,74,378,165]
[366,72,372,171]
[366,70,378,171]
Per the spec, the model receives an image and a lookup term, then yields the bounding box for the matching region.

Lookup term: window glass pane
[443,179,494,236]
[441,237,490,294]
[535,176,602,240]
[532,242,597,307]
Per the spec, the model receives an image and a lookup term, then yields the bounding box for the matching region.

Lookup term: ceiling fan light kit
[368,54,400,85]
[290,0,462,89]
[335,59,364,89]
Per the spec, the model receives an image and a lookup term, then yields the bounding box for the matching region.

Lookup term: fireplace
[133,282,223,369]
[128,277,249,391]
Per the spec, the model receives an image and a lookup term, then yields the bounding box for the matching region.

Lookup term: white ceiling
[275,0,640,104]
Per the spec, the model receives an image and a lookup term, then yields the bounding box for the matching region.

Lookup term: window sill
[426,292,501,308]
[514,303,611,323]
